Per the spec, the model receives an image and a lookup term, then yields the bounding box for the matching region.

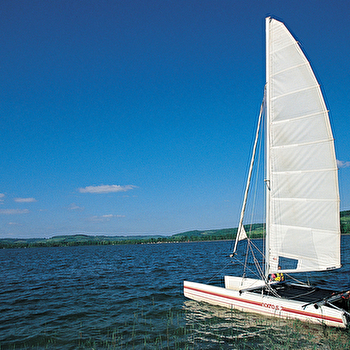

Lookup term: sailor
[270,266,284,282]
[275,266,284,282]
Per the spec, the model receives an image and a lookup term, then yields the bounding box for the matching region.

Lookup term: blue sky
[1,1,350,238]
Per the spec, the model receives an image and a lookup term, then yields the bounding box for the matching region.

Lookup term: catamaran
[184,17,350,328]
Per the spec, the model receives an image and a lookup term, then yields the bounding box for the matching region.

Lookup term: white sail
[237,225,248,241]
[184,18,350,329]
[265,18,341,274]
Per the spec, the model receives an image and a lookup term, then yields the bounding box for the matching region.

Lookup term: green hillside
[340,210,350,234]
[172,223,264,241]
[0,234,164,249]
[1,211,349,249]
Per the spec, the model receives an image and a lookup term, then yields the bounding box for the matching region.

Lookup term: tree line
[1,212,350,249]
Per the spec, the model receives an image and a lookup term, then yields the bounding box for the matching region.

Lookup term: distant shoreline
[0,229,350,249]
[1,210,350,250]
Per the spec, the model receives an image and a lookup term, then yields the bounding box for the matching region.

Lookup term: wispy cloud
[68,203,84,211]
[8,222,22,226]
[89,214,125,222]
[0,209,29,215]
[14,197,37,203]
[337,160,350,168]
[78,185,136,194]
[0,193,4,203]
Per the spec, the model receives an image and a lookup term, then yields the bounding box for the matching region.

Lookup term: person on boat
[270,266,284,282]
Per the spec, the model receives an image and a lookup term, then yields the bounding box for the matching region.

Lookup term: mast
[232,101,264,255]
[264,17,271,279]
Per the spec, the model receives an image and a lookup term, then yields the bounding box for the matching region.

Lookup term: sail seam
[271,85,319,101]
[271,62,308,77]
[272,167,338,175]
[270,41,299,55]
[271,198,338,203]
[271,137,334,149]
[271,223,339,234]
[272,111,328,125]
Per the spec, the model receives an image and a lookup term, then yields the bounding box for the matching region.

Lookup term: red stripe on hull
[184,285,344,326]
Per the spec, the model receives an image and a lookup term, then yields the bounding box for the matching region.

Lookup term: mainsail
[265,18,341,275]
[184,18,349,330]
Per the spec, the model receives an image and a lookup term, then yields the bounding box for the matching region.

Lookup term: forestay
[265,18,341,274]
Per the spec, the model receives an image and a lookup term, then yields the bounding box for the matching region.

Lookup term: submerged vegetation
[1,211,350,250]
[2,301,349,349]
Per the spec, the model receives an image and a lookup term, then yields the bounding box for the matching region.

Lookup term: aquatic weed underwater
[2,300,349,350]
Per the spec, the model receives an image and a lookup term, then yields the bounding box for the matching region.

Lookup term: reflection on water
[183,300,350,349]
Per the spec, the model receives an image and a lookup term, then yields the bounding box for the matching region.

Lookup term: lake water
[1,237,350,349]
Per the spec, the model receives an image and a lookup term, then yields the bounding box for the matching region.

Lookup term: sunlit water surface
[1,237,350,349]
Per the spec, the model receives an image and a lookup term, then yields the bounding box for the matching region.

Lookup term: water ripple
[1,238,350,349]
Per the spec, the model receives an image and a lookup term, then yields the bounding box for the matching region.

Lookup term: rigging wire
[248,104,264,236]
[242,239,250,277]
[244,105,265,280]
[232,100,264,255]
[230,253,262,280]
[206,257,233,284]
[285,273,309,286]
[227,95,271,285]
[262,92,267,277]
[249,239,264,258]
[240,98,266,281]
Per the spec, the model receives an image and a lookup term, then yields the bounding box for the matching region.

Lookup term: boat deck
[251,282,340,304]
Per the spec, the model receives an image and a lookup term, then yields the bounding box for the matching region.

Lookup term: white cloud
[78,185,136,194]
[0,209,29,215]
[337,160,350,168]
[68,203,84,211]
[14,197,37,203]
[0,193,4,203]
[89,214,125,222]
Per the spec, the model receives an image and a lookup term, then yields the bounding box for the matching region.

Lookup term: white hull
[183,18,349,330]
[184,277,348,328]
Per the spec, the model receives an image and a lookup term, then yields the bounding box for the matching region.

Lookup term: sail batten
[270,41,299,54]
[273,198,338,203]
[271,223,339,232]
[266,18,340,275]
[271,85,320,100]
[272,111,328,124]
[273,168,337,175]
[271,62,309,76]
[272,138,334,149]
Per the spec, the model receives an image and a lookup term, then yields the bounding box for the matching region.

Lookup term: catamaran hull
[184,280,348,328]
